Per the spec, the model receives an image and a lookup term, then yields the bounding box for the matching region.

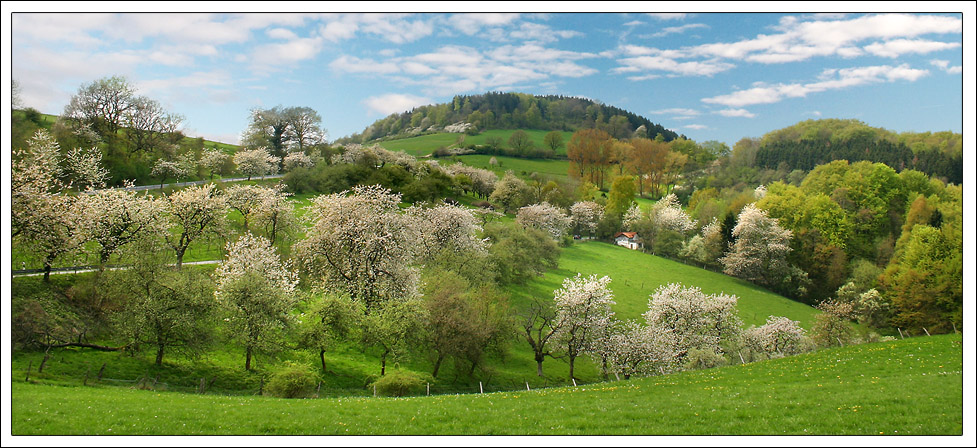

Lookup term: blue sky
[6,5,970,147]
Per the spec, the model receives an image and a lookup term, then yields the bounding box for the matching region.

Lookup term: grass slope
[11,334,962,435]
[511,241,820,328]
[376,130,574,157]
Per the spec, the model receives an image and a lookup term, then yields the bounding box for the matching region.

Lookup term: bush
[264,361,319,398]
[370,370,429,397]
[684,348,728,371]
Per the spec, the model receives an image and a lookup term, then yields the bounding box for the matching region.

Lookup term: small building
[614,232,641,250]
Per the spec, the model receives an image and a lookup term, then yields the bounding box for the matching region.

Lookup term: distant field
[11,334,962,435]
[510,241,820,328]
[447,154,570,180]
[376,129,574,157]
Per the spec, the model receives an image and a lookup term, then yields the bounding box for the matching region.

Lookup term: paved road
[11,259,223,278]
[91,174,285,193]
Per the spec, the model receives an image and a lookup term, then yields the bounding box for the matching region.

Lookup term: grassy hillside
[377,129,574,157]
[11,334,962,435]
[511,241,820,328]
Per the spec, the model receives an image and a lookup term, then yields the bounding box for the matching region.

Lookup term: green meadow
[11,334,962,435]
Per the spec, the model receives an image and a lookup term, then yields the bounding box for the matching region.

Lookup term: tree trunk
[175,249,185,270]
[568,355,576,380]
[535,352,545,377]
[320,349,327,372]
[245,347,253,371]
[155,345,165,366]
[432,353,445,378]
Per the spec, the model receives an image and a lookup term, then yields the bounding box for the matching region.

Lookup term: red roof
[614,232,638,239]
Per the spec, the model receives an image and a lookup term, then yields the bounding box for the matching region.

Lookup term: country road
[11,259,223,278]
[91,173,285,193]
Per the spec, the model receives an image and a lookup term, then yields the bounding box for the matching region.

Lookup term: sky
[5,4,972,148]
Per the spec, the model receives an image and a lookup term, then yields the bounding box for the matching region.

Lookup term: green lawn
[376,129,574,157]
[448,154,570,180]
[10,334,962,435]
[511,241,820,328]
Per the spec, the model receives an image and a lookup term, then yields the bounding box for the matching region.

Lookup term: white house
[614,232,641,250]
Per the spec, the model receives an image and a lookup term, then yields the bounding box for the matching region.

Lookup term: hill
[11,333,962,435]
[339,91,681,144]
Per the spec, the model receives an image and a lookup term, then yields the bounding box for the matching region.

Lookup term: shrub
[684,348,728,371]
[370,370,429,397]
[265,361,319,398]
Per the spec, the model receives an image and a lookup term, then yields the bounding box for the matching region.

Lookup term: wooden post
[660,366,665,376]
[426,383,430,396]
[526,381,531,391]
[923,328,931,337]
[836,337,844,347]
[571,378,577,387]
[738,351,746,364]
[97,363,106,381]
[39,354,49,373]
[952,322,958,334]
[614,372,620,381]
[373,384,376,397]
[898,328,904,339]
[479,382,483,394]
[316,382,322,398]
[199,378,205,394]
[26,361,32,382]
[83,368,89,386]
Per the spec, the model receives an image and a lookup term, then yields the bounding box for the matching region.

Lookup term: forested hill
[749,119,962,184]
[339,92,682,144]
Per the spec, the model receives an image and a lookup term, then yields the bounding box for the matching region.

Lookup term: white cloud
[329,55,401,74]
[647,13,687,21]
[449,13,521,35]
[614,54,735,77]
[266,28,298,40]
[320,20,359,42]
[930,59,963,74]
[251,37,324,69]
[508,22,583,43]
[864,39,961,58]
[702,64,930,107]
[644,23,708,38]
[715,108,756,118]
[363,93,433,116]
[685,124,708,130]
[650,108,700,116]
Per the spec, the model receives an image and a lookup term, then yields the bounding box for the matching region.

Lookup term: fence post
[952,322,958,334]
[479,382,483,394]
[199,378,205,394]
[923,328,931,337]
[39,354,49,373]
[83,368,90,386]
[571,378,577,387]
[660,366,665,376]
[614,372,620,381]
[738,351,746,364]
[836,337,844,347]
[898,328,904,339]
[97,363,106,381]
[426,383,430,396]
[373,384,376,397]
[26,361,32,382]
[526,381,531,391]
[316,381,322,398]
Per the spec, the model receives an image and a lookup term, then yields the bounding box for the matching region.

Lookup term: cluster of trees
[752,119,962,184]
[338,92,681,144]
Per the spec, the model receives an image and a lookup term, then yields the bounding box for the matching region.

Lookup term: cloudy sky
[6,5,970,146]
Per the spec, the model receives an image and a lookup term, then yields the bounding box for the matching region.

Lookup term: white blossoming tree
[644,283,742,368]
[296,185,419,310]
[151,159,189,189]
[225,184,267,232]
[65,146,109,191]
[516,202,572,241]
[283,151,315,171]
[741,316,810,361]
[74,187,168,270]
[200,148,230,180]
[12,131,85,281]
[720,203,795,288]
[214,233,298,370]
[442,164,498,199]
[162,183,229,268]
[252,184,299,246]
[553,274,616,380]
[408,203,487,263]
[234,147,279,180]
[489,170,532,213]
[570,201,604,239]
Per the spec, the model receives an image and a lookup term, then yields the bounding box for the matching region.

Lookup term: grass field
[10,334,962,435]
[376,129,575,157]
[511,241,820,328]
